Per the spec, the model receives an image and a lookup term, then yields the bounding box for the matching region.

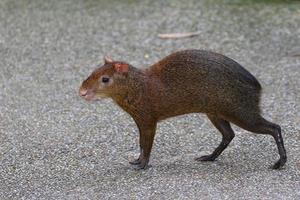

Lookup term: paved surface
[0,0,300,199]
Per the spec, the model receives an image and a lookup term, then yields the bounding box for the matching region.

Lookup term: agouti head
[79,57,130,101]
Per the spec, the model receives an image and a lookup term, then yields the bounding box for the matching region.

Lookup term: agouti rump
[79,50,286,170]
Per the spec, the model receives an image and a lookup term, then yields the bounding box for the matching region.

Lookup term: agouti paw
[271,158,287,170]
[195,154,216,162]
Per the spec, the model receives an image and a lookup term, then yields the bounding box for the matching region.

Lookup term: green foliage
[229,0,300,5]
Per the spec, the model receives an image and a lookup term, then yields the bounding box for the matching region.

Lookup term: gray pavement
[0,0,300,199]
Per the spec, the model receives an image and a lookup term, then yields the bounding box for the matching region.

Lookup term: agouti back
[79,49,286,170]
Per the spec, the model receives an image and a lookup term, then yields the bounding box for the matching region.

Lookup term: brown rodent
[79,49,286,170]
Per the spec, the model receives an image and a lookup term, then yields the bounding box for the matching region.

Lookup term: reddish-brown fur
[79,49,286,170]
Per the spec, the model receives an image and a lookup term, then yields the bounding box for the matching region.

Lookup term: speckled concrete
[0,0,299,199]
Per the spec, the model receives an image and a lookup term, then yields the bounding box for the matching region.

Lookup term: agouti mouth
[79,88,96,101]
[82,93,96,101]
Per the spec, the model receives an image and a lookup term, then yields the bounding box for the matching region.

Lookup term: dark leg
[196,115,235,161]
[129,119,157,170]
[231,115,287,169]
[270,124,287,169]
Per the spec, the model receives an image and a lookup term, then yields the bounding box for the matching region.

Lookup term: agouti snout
[79,49,286,170]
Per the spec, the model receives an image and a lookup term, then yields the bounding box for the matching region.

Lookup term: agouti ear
[104,56,113,64]
[114,63,129,73]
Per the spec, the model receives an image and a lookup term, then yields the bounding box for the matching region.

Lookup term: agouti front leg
[130,119,157,170]
[196,115,235,161]
[129,125,144,165]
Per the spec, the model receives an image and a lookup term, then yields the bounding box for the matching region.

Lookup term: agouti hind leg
[232,115,287,169]
[195,115,235,162]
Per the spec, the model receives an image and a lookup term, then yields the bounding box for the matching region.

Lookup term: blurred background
[0,0,299,199]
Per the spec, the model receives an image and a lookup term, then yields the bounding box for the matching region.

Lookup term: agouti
[79,49,286,170]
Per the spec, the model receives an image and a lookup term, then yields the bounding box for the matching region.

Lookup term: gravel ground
[0,0,300,199]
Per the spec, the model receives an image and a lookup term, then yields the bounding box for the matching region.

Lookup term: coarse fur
[79,49,286,170]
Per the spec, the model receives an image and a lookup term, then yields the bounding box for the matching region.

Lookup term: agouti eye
[102,77,110,83]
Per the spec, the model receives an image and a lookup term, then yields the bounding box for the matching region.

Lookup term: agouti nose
[79,88,88,97]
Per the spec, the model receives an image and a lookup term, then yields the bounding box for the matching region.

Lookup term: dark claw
[129,159,141,165]
[134,163,149,170]
[133,159,149,170]
[195,154,216,162]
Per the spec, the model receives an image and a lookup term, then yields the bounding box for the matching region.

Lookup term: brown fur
[79,49,286,170]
